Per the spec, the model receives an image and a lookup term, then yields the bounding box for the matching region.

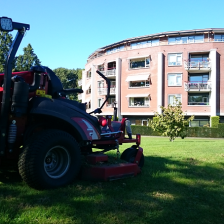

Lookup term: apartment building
[79,29,224,127]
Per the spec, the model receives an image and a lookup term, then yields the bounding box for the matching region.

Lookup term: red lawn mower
[0,17,144,189]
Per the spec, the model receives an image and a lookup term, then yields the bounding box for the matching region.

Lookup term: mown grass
[1,137,224,224]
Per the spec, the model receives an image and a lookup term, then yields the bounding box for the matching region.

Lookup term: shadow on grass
[0,156,224,224]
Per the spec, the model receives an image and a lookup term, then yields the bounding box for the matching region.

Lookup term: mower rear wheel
[120,147,144,168]
[18,129,81,190]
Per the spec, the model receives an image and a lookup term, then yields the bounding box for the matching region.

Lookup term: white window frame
[168,94,182,106]
[168,73,182,86]
[98,98,104,107]
[129,57,150,69]
[168,53,182,66]
[129,97,150,107]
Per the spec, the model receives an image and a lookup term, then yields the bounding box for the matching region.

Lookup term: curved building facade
[79,29,224,127]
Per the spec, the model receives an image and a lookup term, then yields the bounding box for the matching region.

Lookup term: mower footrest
[86,154,108,165]
[81,163,140,181]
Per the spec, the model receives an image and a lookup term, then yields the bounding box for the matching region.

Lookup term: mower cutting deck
[81,146,143,181]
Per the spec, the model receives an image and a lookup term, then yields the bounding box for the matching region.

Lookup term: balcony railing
[184,61,211,71]
[214,39,224,42]
[78,93,82,100]
[106,104,113,108]
[98,87,116,95]
[184,81,212,91]
[188,102,209,106]
[78,79,82,86]
[129,103,149,107]
[98,69,116,77]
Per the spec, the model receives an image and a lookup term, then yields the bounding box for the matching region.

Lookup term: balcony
[184,61,211,72]
[98,69,116,78]
[98,87,116,95]
[78,79,82,86]
[78,93,83,100]
[184,81,212,92]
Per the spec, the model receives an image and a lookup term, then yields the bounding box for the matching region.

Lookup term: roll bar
[0,17,30,155]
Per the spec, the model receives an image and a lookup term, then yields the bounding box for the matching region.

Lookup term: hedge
[131,123,224,138]
[211,116,220,128]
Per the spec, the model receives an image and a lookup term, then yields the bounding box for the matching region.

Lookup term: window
[97,80,104,88]
[189,73,209,83]
[129,80,149,88]
[194,35,204,43]
[98,64,104,71]
[190,117,210,127]
[168,73,182,86]
[168,53,182,66]
[151,39,159,46]
[98,98,104,107]
[87,69,91,78]
[168,35,204,44]
[107,98,115,107]
[129,97,149,107]
[131,39,159,49]
[130,57,150,69]
[188,93,209,105]
[188,73,209,90]
[168,94,181,105]
[190,54,209,62]
[86,101,91,109]
[214,34,224,42]
[86,87,91,94]
[108,61,116,70]
[106,45,124,54]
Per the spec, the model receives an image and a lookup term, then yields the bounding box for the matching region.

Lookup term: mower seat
[30,66,83,98]
[111,121,122,132]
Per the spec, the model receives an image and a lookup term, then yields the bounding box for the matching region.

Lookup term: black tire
[18,129,81,190]
[120,147,144,168]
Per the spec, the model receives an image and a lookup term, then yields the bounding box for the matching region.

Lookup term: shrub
[211,116,220,128]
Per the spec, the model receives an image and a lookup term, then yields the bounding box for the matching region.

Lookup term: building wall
[80,29,224,126]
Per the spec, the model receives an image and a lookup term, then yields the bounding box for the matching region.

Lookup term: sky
[1,0,224,70]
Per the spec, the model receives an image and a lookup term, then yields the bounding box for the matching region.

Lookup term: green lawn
[1,137,224,224]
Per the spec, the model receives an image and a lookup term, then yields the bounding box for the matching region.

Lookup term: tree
[53,67,82,101]
[14,44,41,71]
[0,31,13,72]
[150,99,194,142]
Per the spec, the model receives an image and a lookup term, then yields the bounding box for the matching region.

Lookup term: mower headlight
[0,17,13,32]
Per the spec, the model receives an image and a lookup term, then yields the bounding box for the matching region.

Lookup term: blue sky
[1,0,224,70]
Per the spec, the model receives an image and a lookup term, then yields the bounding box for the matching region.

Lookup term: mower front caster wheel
[120,147,144,168]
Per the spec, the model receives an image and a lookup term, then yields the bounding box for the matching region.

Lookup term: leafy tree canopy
[0,31,13,72]
[53,67,83,100]
[14,43,41,71]
[150,99,194,141]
